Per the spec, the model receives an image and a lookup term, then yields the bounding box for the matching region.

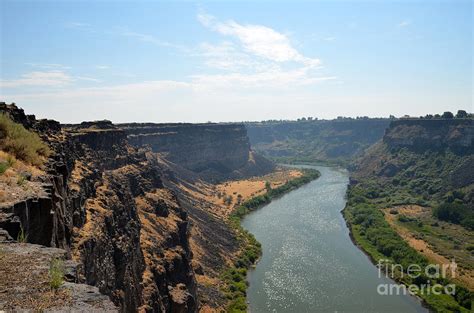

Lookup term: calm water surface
[241,165,427,313]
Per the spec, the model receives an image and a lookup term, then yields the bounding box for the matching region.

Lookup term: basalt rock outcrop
[121,123,274,182]
[245,118,392,164]
[383,118,474,153]
[0,104,198,312]
[350,117,474,208]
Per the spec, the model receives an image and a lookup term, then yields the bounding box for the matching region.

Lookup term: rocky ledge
[120,123,275,182]
[384,118,474,153]
[0,241,117,312]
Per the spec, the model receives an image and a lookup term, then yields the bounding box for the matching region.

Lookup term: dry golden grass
[206,167,303,217]
[0,150,47,205]
[383,206,474,290]
[0,113,51,167]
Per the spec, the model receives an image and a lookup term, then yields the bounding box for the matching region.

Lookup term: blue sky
[0,0,472,123]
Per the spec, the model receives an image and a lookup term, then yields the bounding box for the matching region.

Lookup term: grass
[0,155,16,175]
[344,186,473,313]
[0,162,8,175]
[17,174,27,186]
[49,258,65,290]
[0,113,51,167]
[17,226,28,243]
[222,168,320,312]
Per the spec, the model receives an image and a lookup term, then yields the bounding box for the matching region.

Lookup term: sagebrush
[0,113,51,166]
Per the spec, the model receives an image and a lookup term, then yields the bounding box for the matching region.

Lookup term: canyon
[0,103,274,312]
[0,102,472,313]
[121,123,274,183]
[246,118,392,165]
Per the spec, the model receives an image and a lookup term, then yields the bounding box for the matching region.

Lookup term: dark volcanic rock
[245,118,392,163]
[0,242,118,312]
[384,119,474,153]
[0,104,198,312]
[120,123,275,182]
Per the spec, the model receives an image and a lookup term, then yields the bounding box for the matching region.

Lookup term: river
[241,165,427,313]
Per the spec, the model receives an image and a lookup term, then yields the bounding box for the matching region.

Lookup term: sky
[0,0,472,123]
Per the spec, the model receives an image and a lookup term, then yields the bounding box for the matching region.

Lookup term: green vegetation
[434,202,474,230]
[246,119,391,166]
[0,162,8,175]
[0,113,51,166]
[352,144,473,212]
[0,155,15,175]
[17,174,27,186]
[17,226,28,243]
[346,132,474,311]
[223,168,320,312]
[224,195,233,206]
[49,258,65,289]
[345,187,472,312]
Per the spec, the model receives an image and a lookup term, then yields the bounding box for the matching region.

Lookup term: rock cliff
[245,118,392,164]
[0,103,274,312]
[383,118,474,153]
[121,123,274,182]
[0,104,197,312]
[350,117,474,208]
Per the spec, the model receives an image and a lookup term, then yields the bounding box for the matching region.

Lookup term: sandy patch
[383,205,474,290]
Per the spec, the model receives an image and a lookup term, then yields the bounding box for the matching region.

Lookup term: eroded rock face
[0,242,118,312]
[384,119,474,153]
[245,118,392,163]
[121,123,274,182]
[0,104,197,312]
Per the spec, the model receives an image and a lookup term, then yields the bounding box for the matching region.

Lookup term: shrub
[398,215,411,223]
[17,226,28,243]
[0,162,8,175]
[0,113,51,166]
[49,258,65,289]
[17,174,27,186]
[434,202,473,228]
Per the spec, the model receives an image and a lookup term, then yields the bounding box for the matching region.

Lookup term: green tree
[265,181,272,192]
[456,110,468,118]
[441,111,454,119]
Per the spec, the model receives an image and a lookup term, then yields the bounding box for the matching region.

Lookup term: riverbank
[222,167,321,312]
[343,185,472,313]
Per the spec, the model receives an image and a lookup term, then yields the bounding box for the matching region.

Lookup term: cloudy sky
[0,0,472,123]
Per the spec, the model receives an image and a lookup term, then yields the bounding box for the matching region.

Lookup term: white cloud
[119,30,187,51]
[1,70,102,88]
[25,63,72,70]
[1,11,340,122]
[323,36,336,42]
[76,76,102,83]
[398,20,411,27]
[1,79,340,123]
[1,71,73,88]
[65,22,95,33]
[198,12,320,67]
[191,68,336,91]
[193,11,333,90]
[96,65,109,70]
[197,41,273,71]
[121,30,174,47]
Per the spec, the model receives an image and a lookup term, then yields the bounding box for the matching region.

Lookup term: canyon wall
[0,103,273,312]
[121,123,274,182]
[350,117,474,207]
[245,118,392,164]
[0,104,197,312]
[383,118,474,152]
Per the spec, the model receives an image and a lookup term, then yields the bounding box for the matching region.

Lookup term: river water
[241,165,427,313]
